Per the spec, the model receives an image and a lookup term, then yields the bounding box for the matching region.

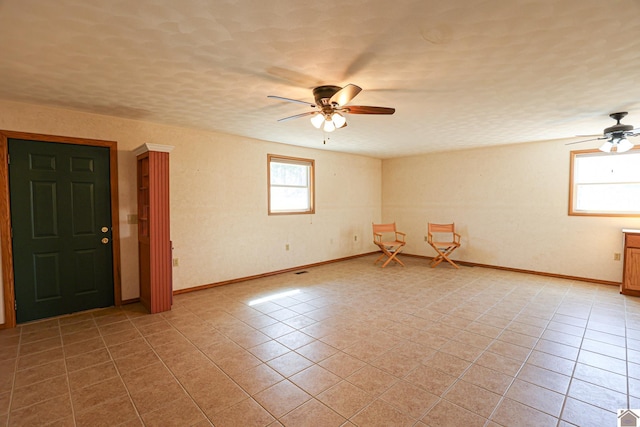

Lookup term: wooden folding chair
[372,222,406,268]
[427,223,461,269]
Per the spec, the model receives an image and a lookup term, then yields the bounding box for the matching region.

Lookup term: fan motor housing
[313,85,341,106]
[605,123,634,135]
[605,112,633,135]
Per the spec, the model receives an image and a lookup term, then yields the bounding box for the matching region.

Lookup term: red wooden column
[134,143,173,313]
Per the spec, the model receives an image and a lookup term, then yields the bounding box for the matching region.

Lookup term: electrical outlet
[354,235,358,242]
[172,258,179,267]
[424,236,428,242]
[614,252,621,261]
[286,244,290,251]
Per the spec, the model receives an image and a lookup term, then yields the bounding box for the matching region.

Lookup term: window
[268,154,315,215]
[569,148,640,216]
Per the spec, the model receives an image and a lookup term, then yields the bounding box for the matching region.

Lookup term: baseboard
[0,252,620,327]
[173,251,620,297]
[402,253,621,287]
[173,252,379,295]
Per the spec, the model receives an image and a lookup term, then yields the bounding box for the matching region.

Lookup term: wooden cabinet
[622,229,640,296]
[134,143,174,313]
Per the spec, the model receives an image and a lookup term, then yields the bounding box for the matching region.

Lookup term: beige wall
[382,141,640,282]
[2,99,637,326]
[0,100,381,325]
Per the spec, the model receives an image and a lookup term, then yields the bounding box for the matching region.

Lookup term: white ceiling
[1,0,640,158]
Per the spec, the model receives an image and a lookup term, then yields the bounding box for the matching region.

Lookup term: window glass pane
[270,187,309,211]
[575,152,640,183]
[576,183,640,212]
[270,162,308,186]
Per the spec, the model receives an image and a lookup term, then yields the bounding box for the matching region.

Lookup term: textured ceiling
[1,0,640,158]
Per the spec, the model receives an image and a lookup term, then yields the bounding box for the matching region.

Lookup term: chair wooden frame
[372,222,406,268]
[427,223,461,269]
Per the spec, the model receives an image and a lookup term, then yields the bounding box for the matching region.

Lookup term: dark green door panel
[9,139,114,323]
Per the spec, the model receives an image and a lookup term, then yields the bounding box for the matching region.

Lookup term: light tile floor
[1,255,640,426]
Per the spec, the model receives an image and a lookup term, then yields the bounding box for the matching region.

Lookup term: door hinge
[7,154,9,165]
[14,300,17,311]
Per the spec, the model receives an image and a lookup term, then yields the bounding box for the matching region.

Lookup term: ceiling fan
[568,112,639,153]
[268,84,395,132]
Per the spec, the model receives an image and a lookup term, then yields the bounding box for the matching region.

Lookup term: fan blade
[343,106,395,115]
[268,95,315,107]
[330,84,362,106]
[565,137,606,145]
[277,111,317,122]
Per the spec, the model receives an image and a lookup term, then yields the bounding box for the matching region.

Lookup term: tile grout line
[154,306,284,424]
[179,306,287,423]
[85,311,143,426]
[4,325,20,427]
[555,286,614,427]
[625,295,631,411]
[8,320,71,426]
[59,318,79,427]
[211,287,365,423]
[123,311,212,425]
[459,280,564,426]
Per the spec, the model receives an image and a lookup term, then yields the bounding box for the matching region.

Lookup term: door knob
[101,227,109,233]
[101,237,109,244]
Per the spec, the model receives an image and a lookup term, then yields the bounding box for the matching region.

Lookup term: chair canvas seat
[431,241,456,249]
[427,223,461,268]
[379,241,400,249]
[372,223,406,268]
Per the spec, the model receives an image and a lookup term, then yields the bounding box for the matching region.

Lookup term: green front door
[9,139,114,323]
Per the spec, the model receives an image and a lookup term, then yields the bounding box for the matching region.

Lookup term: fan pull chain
[323,130,329,145]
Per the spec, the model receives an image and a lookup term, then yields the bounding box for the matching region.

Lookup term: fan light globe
[617,138,634,153]
[332,113,346,128]
[310,113,324,129]
[323,119,336,132]
[599,141,612,153]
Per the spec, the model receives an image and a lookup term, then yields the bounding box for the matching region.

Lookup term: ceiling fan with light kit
[268,84,395,132]
[567,112,640,153]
